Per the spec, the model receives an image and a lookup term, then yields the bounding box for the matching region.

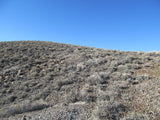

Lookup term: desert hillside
[0,41,160,120]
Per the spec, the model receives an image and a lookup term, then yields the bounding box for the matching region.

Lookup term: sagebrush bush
[76,62,85,71]
[86,58,101,66]
[87,73,102,85]
[99,72,110,84]
[146,51,160,57]
[32,87,50,100]
[65,89,80,103]
[43,73,54,82]
[135,74,149,82]
[80,84,97,103]
[91,101,127,120]
[120,73,132,81]
[5,95,17,104]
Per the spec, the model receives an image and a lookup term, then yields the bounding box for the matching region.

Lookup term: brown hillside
[0,41,160,120]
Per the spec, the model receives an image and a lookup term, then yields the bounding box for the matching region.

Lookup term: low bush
[87,72,109,85]
[32,87,50,100]
[65,89,80,103]
[87,73,101,85]
[91,101,127,120]
[76,62,85,71]
[135,74,150,82]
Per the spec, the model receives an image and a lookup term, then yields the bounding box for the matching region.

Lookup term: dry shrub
[65,89,80,103]
[87,72,109,86]
[87,73,102,85]
[91,101,127,120]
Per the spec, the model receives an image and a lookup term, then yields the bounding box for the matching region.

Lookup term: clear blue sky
[0,0,160,51]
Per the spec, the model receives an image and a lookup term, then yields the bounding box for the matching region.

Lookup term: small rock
[5,76,9,80]
[8,95,17,102]
[132,80,139,85]
[119,81,129,89]
[21,116,27,120]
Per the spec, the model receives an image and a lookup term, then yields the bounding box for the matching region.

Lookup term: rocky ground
[0,41,160,120]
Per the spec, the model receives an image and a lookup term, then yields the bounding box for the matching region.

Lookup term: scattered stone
[8,95,17,102]
[21,115,27,120]
[119,81,129,89]
[132,80,139,85]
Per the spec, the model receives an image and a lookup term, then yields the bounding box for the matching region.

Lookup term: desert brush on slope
[0,41,160,120]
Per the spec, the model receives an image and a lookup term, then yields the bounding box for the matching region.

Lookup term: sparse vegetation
[0,41,160,119]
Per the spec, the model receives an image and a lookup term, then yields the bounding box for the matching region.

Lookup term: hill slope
[0,41,160,120]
